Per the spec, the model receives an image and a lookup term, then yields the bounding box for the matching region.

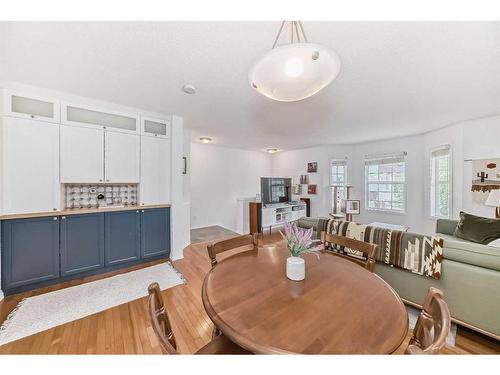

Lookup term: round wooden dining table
[201,243,409,354]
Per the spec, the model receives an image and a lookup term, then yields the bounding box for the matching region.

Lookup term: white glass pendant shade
[249,43,341,102]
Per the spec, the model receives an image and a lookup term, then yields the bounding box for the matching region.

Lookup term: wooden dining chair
[405,287,451,354]
[207,234,259,268]
[320,232,377,272]
[148,282,250,354]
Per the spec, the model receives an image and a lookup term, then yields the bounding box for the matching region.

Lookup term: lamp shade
[248,43,341,102]
[485,189,500,207]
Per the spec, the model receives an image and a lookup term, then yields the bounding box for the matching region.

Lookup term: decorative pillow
[488,238,500,248]
[454,212,500,245]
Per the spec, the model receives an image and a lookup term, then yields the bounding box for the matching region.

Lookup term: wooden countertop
[0,204,171,220]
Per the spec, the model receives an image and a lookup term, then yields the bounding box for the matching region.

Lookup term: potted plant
[280,221,322,281]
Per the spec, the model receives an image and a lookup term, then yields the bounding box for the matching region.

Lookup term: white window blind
[430,145,452,218]
[364,152,406,212]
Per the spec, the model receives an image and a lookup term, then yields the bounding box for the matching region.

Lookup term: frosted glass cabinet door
[60,125,105,183]
[3,91,60,123]
[104,131,140,183]
[140,137,171,205]
[1,117,60,214]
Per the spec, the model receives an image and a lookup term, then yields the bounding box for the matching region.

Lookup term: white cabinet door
[1,117,60,214]
[104,131,140,183]
[60,125,104,183]
[2,90,60,123]
[140,137,171,205]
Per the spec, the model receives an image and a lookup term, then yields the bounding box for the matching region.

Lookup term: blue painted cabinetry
[1,207,170,295]
[105,210,141,266]
[60,213,105,276]
[141,207,170,259]
[1,216,60,289]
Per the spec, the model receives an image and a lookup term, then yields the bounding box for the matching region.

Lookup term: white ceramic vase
[286,256,305,281]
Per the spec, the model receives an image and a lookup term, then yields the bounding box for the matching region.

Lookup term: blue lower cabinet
[60,213,105,276]
[105,210,141,266]
[141,208,171,259]
[1,216,60,290]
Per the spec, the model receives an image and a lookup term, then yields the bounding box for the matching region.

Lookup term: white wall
[270,115,500,235]
[190,143,271,232]
[271,145,353,218]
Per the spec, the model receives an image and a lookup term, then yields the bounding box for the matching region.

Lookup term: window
[331,159,347,212]
[365,153,406,213]
[430,145,452,218]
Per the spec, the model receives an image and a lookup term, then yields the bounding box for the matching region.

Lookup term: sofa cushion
[439,233,500,272]
[453,211,500,244]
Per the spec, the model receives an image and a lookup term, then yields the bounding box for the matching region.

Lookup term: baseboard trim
[401,297,500,341]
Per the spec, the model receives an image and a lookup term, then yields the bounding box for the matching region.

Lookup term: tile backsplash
[64,184,138,209]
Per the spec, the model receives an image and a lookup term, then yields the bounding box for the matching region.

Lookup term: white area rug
[407,305,457,347]
[0,262,185,346]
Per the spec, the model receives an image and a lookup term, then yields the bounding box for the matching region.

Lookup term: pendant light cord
[272,21,309,49]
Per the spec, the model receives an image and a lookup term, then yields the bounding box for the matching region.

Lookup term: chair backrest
[320,232,377,272]
[148,282,178,354]
[406,287,451,354]
[207,234,258,268]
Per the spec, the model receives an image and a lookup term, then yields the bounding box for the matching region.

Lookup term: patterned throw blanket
[325,220,444,279]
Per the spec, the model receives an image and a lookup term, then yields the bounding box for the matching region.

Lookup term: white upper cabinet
[1,117,60,214]
[2,90,60,123]
[61,102,139,134]
[140,136,171,205]
[141,116,170,138]
[60,125,105,183]
[104,131,140,183]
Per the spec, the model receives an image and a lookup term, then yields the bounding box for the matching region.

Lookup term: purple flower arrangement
[280,221,322,258]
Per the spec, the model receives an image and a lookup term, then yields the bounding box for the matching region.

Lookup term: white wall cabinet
[60,126,105,183]
[61,102,139,134]
[141,116,170,138]
[140,136,171,205]
[1,117,60,214]
[105,131,140,183]
[2,90,60,123]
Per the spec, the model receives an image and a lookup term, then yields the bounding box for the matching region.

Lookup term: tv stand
[249,201,307,235]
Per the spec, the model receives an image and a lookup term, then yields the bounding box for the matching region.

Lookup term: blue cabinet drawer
[105,210,141,266]
[1,216,60,289]
[60,213,105,276]
[141,207,170,259]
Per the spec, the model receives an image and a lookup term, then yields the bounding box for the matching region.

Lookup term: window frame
[430,145,452,219]
[364,153,407,215]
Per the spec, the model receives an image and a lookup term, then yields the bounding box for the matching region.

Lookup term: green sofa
[375,219,499,340]
[298,217,500,340]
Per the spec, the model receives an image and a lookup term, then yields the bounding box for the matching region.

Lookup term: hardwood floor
[0,232,499,354]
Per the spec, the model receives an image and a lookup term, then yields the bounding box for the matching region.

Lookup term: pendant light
[249,21,341,102]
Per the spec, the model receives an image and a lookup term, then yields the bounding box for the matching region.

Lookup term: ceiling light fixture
[266,148,279,154]
[182,84,196,94]
[199,137,212,143]
[249,21,341,102]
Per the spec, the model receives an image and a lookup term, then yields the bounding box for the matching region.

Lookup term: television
[261,177,292,205]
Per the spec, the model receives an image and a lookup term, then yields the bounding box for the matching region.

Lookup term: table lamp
[485,189,500,218]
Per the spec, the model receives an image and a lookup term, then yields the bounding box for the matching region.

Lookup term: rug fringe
[0,297,28,336]
[167,260,187,285]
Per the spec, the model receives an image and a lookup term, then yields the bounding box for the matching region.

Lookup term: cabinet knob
[62,216,66,219]
[30,115,35,119]
[53,217,58,221]
[141,210,145,213]
[99,179,103,182]
[103,126,107,129]
[106,179,110,182]
[136,210,139,213]
[53,208,57,211]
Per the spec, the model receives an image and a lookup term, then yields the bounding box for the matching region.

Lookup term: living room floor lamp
[485,189,500,218]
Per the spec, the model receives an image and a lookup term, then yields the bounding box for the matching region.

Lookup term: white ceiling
[0,22,499,151]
